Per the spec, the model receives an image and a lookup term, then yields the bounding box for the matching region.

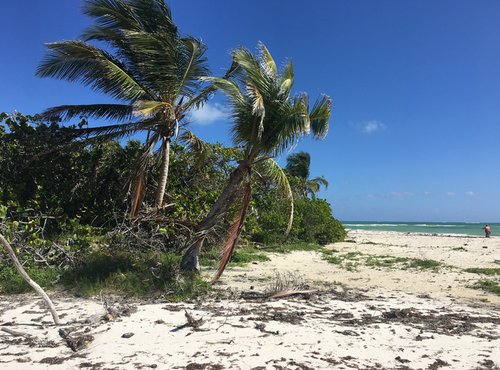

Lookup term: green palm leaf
[36,41,152,101]
[42,104,134,121]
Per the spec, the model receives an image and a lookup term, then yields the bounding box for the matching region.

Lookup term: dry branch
[0,232,61,325]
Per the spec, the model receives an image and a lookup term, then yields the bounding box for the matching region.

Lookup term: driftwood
[240,289,317,300]
[184,310,204,330]
[1,327,31,337]
[0,233,61,325]
[58,328,94,352]
[171,310,205,332]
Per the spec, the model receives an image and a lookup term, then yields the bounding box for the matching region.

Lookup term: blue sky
[1,0,499,222]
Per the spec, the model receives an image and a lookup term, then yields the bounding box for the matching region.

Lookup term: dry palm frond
[264,271,310,298]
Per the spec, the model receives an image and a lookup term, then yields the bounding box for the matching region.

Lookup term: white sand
[1,231,499,369]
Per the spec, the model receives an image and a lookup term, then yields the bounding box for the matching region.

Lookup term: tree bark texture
[0,233,61,325]
[180,162,248,272]
[155,139,171,208]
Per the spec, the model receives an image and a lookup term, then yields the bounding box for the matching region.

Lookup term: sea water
[342,222,499,237]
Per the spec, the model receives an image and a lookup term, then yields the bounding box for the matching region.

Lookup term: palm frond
[176,37,210,98]
[278,61,294,98]
[232,47,273,97]
[309,95,331,139]
[246,82,265,139]
[42,104,133,122]
[83,0,176,36]
[310,176,329,189]
[65,119,154,142]
[285,151,311,180]
[179,129,211,167]
[258,42,277,79]
[37,41,152,101]
[254,158,294,234]
[133,100,172,118]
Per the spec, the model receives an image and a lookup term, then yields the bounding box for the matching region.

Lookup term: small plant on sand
[464,268,500,276]
[262,242,324,254]
[470,280,500,296]
[200,245,269,268]
[264,271,308,296]
[406,259,441,270]
[365,255,410,268]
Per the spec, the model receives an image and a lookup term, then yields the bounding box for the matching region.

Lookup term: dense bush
[292,198,346,245]
[0,112,345,295]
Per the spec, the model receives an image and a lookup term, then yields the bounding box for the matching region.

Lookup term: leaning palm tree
[36,0,211,216]
[180,44,332,280]
[286,151,329,198]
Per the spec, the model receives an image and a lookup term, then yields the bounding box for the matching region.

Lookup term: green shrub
[0,266,61,294]
[470,280,500,296]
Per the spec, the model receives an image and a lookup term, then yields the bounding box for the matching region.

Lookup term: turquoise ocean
[343,222,499,237]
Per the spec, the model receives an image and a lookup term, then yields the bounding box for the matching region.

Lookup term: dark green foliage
[0,266,61,294]
[0,113,142,226]
[250,180,346,245]
[291,198,346,245]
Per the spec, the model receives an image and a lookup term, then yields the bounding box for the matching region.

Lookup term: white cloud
[354,120,386,134]
[465,191,476,196]
[446,192,456,196]
[190,103,227,125]
[424,191,432,196]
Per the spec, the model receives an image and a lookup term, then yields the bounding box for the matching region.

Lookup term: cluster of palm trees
[36,0,332,280]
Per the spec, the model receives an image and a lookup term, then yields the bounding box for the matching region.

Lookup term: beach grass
[470,280,500,296]
[0,252,211,300]
[464,268,500,276]
[322,251,441,272]
[0,266,61,294]
[262,241,325,253]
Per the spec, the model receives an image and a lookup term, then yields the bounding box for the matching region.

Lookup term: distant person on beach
[483,225,491,238]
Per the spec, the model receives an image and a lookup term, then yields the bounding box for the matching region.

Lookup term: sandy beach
[1,230,499,369]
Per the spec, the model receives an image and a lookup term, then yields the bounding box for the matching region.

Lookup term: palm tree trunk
[180,162,248,272]
[155,139,170,208]
[0,233,61,325]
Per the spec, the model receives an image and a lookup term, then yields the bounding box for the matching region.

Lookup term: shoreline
[346,228,498,238]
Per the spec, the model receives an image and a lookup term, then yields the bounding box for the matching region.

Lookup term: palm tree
[36,0,212,216]
[286,151,329,198]
[180,44,332,280]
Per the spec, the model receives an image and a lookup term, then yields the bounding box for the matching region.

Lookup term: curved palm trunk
[180,162,248,272]
[155,139,171,208]
[0,233,61,325]
[212,183,252,282]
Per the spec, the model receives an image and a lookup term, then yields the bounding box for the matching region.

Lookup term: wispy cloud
[390,191,413,198]
[465,191,476,196]
[353,120,387,134]
[424,191,433,196]
[446,192,456,196]
[190,103,227,125]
